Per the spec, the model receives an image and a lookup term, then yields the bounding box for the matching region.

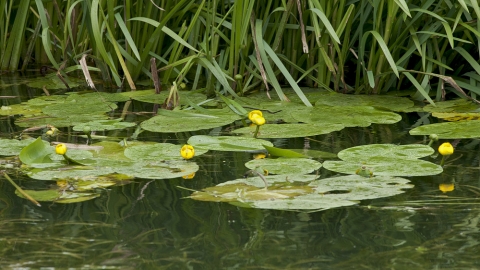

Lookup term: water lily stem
[253,125,260,138]
[2,172,41,207]
[246,169,268,190]
[428,139,434,147]
[440,155,446,167]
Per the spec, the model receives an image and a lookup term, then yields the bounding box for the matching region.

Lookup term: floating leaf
[322,144,441,176]
[432,112,480,121]
[323,157,442,177]
[72,119,136,131]
[0,104,42,116]
[125,90,207,105]
[409,120,480,139]
[337,144,435,161]
[0,138,36,156]
[291,106,402,127]
[423,99,478,113]
[26,76,81,89]
[187,174,413,211]
[19,137,53,165]
[188,135,273,151]
[245,157,322,174]
[314,93,414,112]
[15,189,100,203]
[124,143,208,161]
[233,123,344,138]
[141,109,241,133]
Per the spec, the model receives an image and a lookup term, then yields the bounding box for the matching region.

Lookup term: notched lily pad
[188,135,273,151]
[245,157,322,175]
[409,120,480,139]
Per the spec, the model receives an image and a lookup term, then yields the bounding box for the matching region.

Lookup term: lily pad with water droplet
[72,119,136,132]
[124,143,208,161]
[314,93,414,112]
[141,109,241,133]
[291,106,402,127]
[245,158,322,175]
[233,123,344,138]
[188,135,273,151]
[410,120,480,139]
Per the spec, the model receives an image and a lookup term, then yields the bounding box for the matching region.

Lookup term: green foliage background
[1,0,479,102]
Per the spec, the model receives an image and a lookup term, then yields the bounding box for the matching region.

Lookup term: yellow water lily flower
[253,153,267,159]
[439,183,454,193]
[438,142,454,156]
[180,144,195,160]
[248,110,263,121]
[55,143,67,155]
[251,115,265,126]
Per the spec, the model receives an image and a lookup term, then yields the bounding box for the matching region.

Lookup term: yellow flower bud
[180,144,195,160]
[248,110,263,122]
[46,130,54,136]
[439,183,454,193]
[251,115,266,126]
[55,143,67,155]
[253,153,267,159]
[438,142,454,156]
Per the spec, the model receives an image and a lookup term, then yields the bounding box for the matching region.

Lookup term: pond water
[1,76,480,269]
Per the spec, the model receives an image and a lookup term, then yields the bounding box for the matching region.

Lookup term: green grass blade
[366,30,399,78]
[310,8,341,44]
[114,13,141,61]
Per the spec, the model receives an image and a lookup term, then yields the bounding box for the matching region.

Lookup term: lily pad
[15,113,109,128]
[124,143,208,161]
[188,135,273,151]
[314,93,414,112]
[423,99,478,113]
[26,76,81,89]
[409,120,480,139]
[141,109,241,133]
[336,144,435,161]
[323,157,443,177]
[0,104,42,116]
[233,123,344,138]
[291,106,402,127]
[432,112,480,121]
[0,138,36,156]
[322,144,441,176]
[15,189,100,203]
[19,137,53,165]
[72,119,136,132]
[187,174,413,211]
[245,157,322,175]
[127,90,207,105]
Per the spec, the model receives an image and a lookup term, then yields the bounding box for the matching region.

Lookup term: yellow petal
[248,110,263,121]
[55,143,67,155]
[180,144,195,160]
[438,142,454,156]
[439,183,454,193]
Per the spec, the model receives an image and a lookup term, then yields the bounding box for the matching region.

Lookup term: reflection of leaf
[410,120,480,139]
[187,174,413,211]
[188,135,273,151]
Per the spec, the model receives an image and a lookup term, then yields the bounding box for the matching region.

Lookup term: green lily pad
[409,120,480,139]
[337,144,435,161]
[124,143,208,161]
[128,90,207,105]
[141,109,241,133]
[42,96,117,117]
[0,104,42,116]
[245,157,322,174]
[314,93,414,112]
[188,135,273,151]
[291,106,402,127]
[187,174,413,211]
[0,138,36,156]
[75,91,130,102]
[233,123,344,138]
[322,144,441,176]
[72,119,136,132]
[19,137,53,165]
[432,112,480,121]
[115,160,199,179]
[423,99,478,113]
[15,113,110,128]
[15,189,100,203]
[323,157,442,177]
